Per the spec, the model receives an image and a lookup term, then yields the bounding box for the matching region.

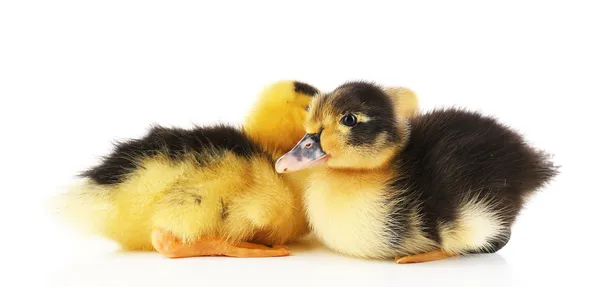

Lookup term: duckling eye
[340,114,358,127]
[305,105,310,112]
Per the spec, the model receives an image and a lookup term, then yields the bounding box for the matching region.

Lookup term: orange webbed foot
[394,250,456,264]
[151,229,290,258]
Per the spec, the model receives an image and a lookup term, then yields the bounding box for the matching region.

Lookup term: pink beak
[275,133,328,173]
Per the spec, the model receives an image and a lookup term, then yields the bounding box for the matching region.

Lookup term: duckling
[276,81,558,263]
[54,80,319,258]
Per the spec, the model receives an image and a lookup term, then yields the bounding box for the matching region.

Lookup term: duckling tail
[48,179,117,237]
[523,148,560,196]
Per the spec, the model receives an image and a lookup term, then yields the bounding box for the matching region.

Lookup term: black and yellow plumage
[53,80,422,257]
[54,81,318,256]
[276,81,558,263]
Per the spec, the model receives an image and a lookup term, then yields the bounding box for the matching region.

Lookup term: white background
[1,1,598,286]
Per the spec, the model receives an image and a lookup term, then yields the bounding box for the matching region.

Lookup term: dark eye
[340,114,357,127]
[305,105,310,111]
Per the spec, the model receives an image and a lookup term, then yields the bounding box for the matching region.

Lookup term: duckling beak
[275,133,329,173]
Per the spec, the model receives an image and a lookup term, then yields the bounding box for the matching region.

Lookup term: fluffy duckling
[276,81,558,263]
[55,80,319,258]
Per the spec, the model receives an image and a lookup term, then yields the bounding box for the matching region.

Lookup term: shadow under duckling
[53,80,421,258]
[276,81,558,263]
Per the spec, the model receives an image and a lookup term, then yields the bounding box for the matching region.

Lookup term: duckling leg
[152,229,290,258]
[394,250,456,264]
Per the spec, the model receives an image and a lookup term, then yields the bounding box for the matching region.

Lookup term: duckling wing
[81,124,264,185]
[389,108,558,255]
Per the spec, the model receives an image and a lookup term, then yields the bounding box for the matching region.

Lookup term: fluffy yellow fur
[438,196,508,255]
[53,80,313,251]
[384,87,420,118]
[244,80,313,158]
[304,167,397,259]
[58,153,309,250]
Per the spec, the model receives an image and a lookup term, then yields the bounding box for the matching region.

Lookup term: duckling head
[276,81,410,173]
[244,80,319,157]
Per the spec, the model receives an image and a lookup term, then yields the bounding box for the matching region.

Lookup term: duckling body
[76,125,308,251]
[56,80,318,257]
[304,168,400,259]
[277,82,558,262]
